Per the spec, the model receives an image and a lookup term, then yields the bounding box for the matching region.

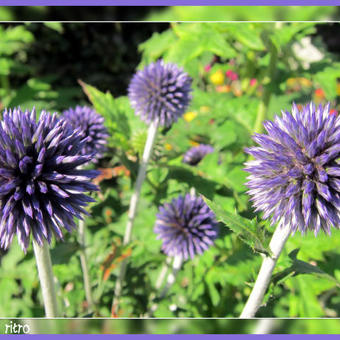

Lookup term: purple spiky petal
[62,105,109,163]
[183,144,214,166]
[0,107,99,252]
[128,60,192,127]
[245,102,340,236]
[154,194,218,260]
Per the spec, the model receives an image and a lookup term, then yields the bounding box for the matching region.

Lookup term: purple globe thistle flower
[245,102,340,236]
[128,60,192,127]
[154,194,218,260]
[0,107,99,252]
[62,105,109,162]
[183,144,214,166]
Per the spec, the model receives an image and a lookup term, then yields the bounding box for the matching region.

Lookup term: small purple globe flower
[183,144,214,166]
[154,194,218,260]
[128,60,192,127]
[0,107,99,252]
[245,102,340,235]
[62,105,109,162]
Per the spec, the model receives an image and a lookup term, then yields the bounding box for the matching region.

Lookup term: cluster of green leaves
[1,22,340,319]
[145,6,336,21]
[0,24,81,113]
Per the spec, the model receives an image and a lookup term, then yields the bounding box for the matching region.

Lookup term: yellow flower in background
[336,83,340,96]
[299,78,312,87]
[200,106,211,113]
[165,143,173,151]
[210,70,224,85]
[183,111,197,122]
[286,78,296,87]
[287,77,312,89]
[189,140,200,147]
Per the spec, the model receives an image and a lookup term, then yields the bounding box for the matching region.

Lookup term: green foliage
[204,197,270,255]
[313,63,340,100]
[1,21,340,321]
[0,25,34,55]
[145,6,336,21]
[80,81,132,151]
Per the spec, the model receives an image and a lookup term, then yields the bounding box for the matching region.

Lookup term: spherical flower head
[245,102,340,236]
[0,107,99,252]
[128,60,192,127]
[183,144,214,166]
[154,194,218,260]
[62,105,109,163]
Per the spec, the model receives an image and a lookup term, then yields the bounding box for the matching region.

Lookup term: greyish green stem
[78,218,94,312]
[147,255,182,316]
[112,117,159,316]
[33,239,59,317]
[240,224,291,318]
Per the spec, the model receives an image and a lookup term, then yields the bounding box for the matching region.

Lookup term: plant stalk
[33,239,59,317]
[156,256,172,290]
[253,319,279,334]
[240,224,291,318]
[78,218,94,312]
[112,117,159,316]
[144,256,172,317]
[253,42,278,134]
[147,255,182,316]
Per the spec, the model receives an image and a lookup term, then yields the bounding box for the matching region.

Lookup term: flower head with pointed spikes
[183,144,214,166]
[62,105,109,163]
[128,60,192,127]
[0,108,99,252]
[154,194,218,260]
[245,102,340,235]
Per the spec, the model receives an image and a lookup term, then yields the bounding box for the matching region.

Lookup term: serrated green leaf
[139,29,177,66]
[273,248,340,288]
[203,196,270,255]
[79,80,131,151]
[131,129,147,158]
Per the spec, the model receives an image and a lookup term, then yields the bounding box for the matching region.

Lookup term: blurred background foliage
[0,6,340,335]
[0,6,340,21]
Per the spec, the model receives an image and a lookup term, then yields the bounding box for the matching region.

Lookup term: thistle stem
[253,42,278,134]
[147,255,182,316]
[78,218,94,312]
[33,239,59,317]
[112,117,159,316]
[253,319,279,334]
[240,225,291,318]
[144,257,172,317]
[156,256,172,290]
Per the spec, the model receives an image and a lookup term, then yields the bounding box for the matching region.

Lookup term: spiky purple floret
[62,105,109,162]
[154,194,218,260]
[183,144,214,166]
[0,107,99,252]
[128,60,192,127]
[245,102,340,236]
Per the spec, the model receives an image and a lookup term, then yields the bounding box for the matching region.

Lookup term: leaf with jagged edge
[79,80,131,151]
[203,196,271,255]
[272,248,340,288]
